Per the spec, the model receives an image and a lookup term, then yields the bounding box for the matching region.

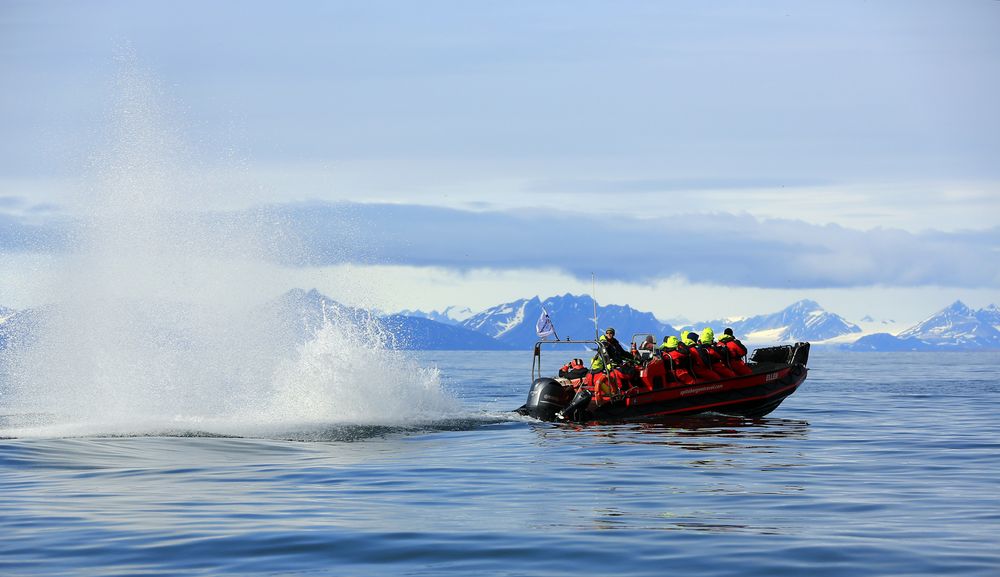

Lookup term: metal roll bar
[532,339,608,382]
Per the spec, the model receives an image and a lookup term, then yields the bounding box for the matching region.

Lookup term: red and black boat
[517,336,809,423]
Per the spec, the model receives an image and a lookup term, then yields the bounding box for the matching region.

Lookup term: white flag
[536,308,556,339]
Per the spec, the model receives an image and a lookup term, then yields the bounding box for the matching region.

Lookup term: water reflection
[525,413,810,537]
[531,414,810,448]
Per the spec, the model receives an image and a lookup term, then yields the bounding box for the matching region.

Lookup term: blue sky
[1,1,998,325]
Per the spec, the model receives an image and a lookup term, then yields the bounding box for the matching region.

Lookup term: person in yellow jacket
[684,331,721,381]
[659,335,697,385]
[699,327,736,378]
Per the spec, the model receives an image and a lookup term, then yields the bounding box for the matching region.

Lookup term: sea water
[1,350,999,577]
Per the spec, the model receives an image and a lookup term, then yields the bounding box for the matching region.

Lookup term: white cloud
[250,201,1000,290]
[5,200,998,290]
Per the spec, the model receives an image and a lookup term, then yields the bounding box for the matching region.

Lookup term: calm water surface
[2,350,999,576]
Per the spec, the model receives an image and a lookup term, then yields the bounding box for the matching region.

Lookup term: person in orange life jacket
[589,354,629,398]
[699,327,736,378]
[559,358,589,380]
[718,327,753,376]
[659,335,697,385]
[683,332,721,381]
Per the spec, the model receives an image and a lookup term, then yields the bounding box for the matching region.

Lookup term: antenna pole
[592,272,599,339]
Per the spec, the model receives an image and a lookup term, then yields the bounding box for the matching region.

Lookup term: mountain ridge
[682,299,861,343]
[845,300,1000,351]
[2,293,997,351]
[459,293,676,349]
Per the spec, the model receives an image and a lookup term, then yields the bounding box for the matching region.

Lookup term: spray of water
[1,61,459,437]
[259,305,453,426]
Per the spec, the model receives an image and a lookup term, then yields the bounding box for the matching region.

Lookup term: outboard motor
[524,378,569,421]
[558,387,593,422]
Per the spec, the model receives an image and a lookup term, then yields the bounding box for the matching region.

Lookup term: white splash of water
[1,60,459,437]
[258,306,458,426]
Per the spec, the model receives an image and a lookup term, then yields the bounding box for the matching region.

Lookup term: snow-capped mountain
[977,304,1000,332]
[689,299,861,343]
[460,293,675,349]
[271,289,512,350]
[846,301,1000,351]
[397,306,475,326]
[896,301,1000,348]
[5,296,997,352]
[0,292,513,353]
[856,314,901,330]
[380,314,514,350]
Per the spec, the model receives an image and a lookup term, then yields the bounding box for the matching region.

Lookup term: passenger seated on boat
[559,358,589,380]
[589,371,615,405]
[684,332,722,381]
[615,361,638,385]
[699,328,736,378]
[659,336,697,385]
[586,362,633,402]
[607,366,636,394]
[718,328,753,376]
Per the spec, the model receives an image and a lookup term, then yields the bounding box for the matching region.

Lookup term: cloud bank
[4,201,997,290]
[262,203,1000,290]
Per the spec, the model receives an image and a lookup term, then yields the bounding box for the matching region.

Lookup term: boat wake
[0,414,513,442]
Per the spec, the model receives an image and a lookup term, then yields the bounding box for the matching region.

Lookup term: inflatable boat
[517,337,809,423]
